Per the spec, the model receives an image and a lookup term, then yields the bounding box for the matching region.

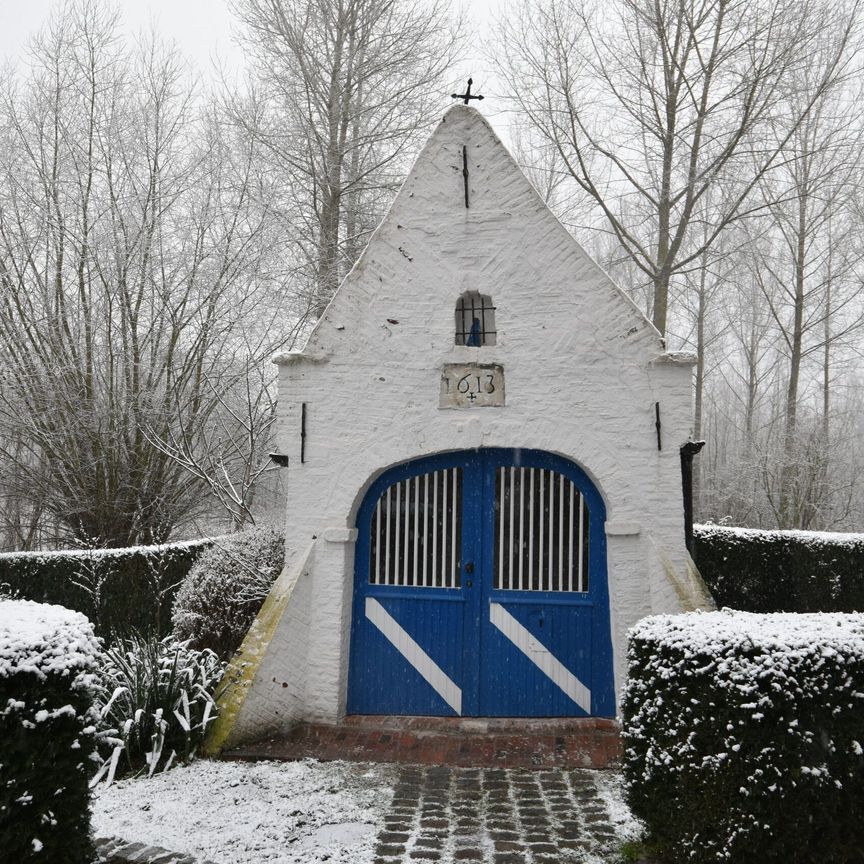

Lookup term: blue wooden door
[347,449,615,717]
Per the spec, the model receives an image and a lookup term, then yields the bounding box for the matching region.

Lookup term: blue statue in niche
[467,317,482,347]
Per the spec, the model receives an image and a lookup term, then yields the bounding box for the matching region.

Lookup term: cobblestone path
[374,765,625,864]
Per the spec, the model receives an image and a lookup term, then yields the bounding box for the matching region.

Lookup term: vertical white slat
[394,481,401,585]
[422,473,429,588]
[537,468,549,591]
[497,467,504,590]
[545,469,553,591]
[413,475,420,586]
[518,467,525,590]
[558,473,565,592]
[451,468,458,588]
[507,465,516,588]
[578,491,585,591]
[374,498,381,584]
[433,470,439,586]
[442,469,449,587]
[385,486,392,585]
[528,468,535,591]
[568,481,575,592]
[403,479,410,586]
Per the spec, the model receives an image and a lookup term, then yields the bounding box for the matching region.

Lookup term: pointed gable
[302,105,662,366]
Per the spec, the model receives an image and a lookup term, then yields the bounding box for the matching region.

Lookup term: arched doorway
[347,449,615,717]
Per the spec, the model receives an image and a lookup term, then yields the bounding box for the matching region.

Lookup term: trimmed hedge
[0,539,215,638]
[172,527,284,658]
[0,600,102,863]
[623,610,864,864]
[693,524,864,612]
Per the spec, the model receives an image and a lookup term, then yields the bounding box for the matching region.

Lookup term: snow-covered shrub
[92,635,224,783]
[0,600,102,863]
[693,523,864,612]
[171,527,284,658]
[0,538,216,638]
[623,611,864,864]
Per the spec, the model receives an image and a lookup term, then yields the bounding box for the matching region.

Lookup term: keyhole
[465,561,474,574]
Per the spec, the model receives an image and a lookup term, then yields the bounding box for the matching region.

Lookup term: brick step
[222,716,621,770]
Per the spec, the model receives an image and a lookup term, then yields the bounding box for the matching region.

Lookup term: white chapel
[208,104,711,751]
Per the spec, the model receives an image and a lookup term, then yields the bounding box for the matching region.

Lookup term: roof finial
[451,78,484,106]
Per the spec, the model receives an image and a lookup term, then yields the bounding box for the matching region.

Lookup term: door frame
[347,448,615,717]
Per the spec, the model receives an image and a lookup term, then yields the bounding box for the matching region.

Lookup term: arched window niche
[455,291,496,347]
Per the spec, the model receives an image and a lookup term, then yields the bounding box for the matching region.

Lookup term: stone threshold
[223,715,621,769]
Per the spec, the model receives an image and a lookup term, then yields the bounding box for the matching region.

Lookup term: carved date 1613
[439,363,505,409]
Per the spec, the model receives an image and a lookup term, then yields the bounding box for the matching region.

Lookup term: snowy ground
[92,759,643,864]
[92,759,400,864]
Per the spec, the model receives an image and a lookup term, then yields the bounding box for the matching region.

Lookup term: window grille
[455,292,496,346]
[369,468,462,587]
[493,467,590,591]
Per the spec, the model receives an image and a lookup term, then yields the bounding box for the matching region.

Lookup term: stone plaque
[439,364,505,409]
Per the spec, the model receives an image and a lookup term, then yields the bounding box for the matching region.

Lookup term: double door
[347,448,614,717]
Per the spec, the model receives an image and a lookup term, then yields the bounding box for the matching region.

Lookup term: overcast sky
[1,0,505,108]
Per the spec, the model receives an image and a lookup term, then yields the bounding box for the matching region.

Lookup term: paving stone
[369,764,625,864]
[415,836,443,848]
[379,832,411,843]
[493,841,525,852]
[530,843,560,854]
[584,811,608,823]
[419,817,448,829]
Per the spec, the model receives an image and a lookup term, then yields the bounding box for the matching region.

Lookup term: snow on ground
[592,769,644,845]
[92,759,399,864]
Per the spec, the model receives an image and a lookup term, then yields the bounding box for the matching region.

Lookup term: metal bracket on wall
[301,402,307,463]
[462,145,470,209]
[655,402,662,451]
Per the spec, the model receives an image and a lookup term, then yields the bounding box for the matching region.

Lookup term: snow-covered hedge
[623,611,864,864]
[0,600,102,863]
[693,523,864,612]
[172,527,284,658]
[0,538,215,637]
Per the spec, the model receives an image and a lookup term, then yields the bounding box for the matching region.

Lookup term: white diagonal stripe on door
[365,597,462,715]
[489,602,591,714]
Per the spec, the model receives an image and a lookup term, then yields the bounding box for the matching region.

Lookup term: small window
[455,292,496,346]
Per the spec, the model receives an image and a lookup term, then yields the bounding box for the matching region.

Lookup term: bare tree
[227,0,465,315]
[746,54,864,526]
[492,0,861,336]
[0,2,292,547]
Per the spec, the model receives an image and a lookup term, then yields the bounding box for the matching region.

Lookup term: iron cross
[452,78,484,105]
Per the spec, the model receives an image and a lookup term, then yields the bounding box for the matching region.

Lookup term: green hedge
[693,524,864,612]
[0,539,215,638]
[172,526,284,658]
[623,610,864,864]
[0,600,102,863]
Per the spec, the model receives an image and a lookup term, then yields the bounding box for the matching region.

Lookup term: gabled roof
[291,104,665,365]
